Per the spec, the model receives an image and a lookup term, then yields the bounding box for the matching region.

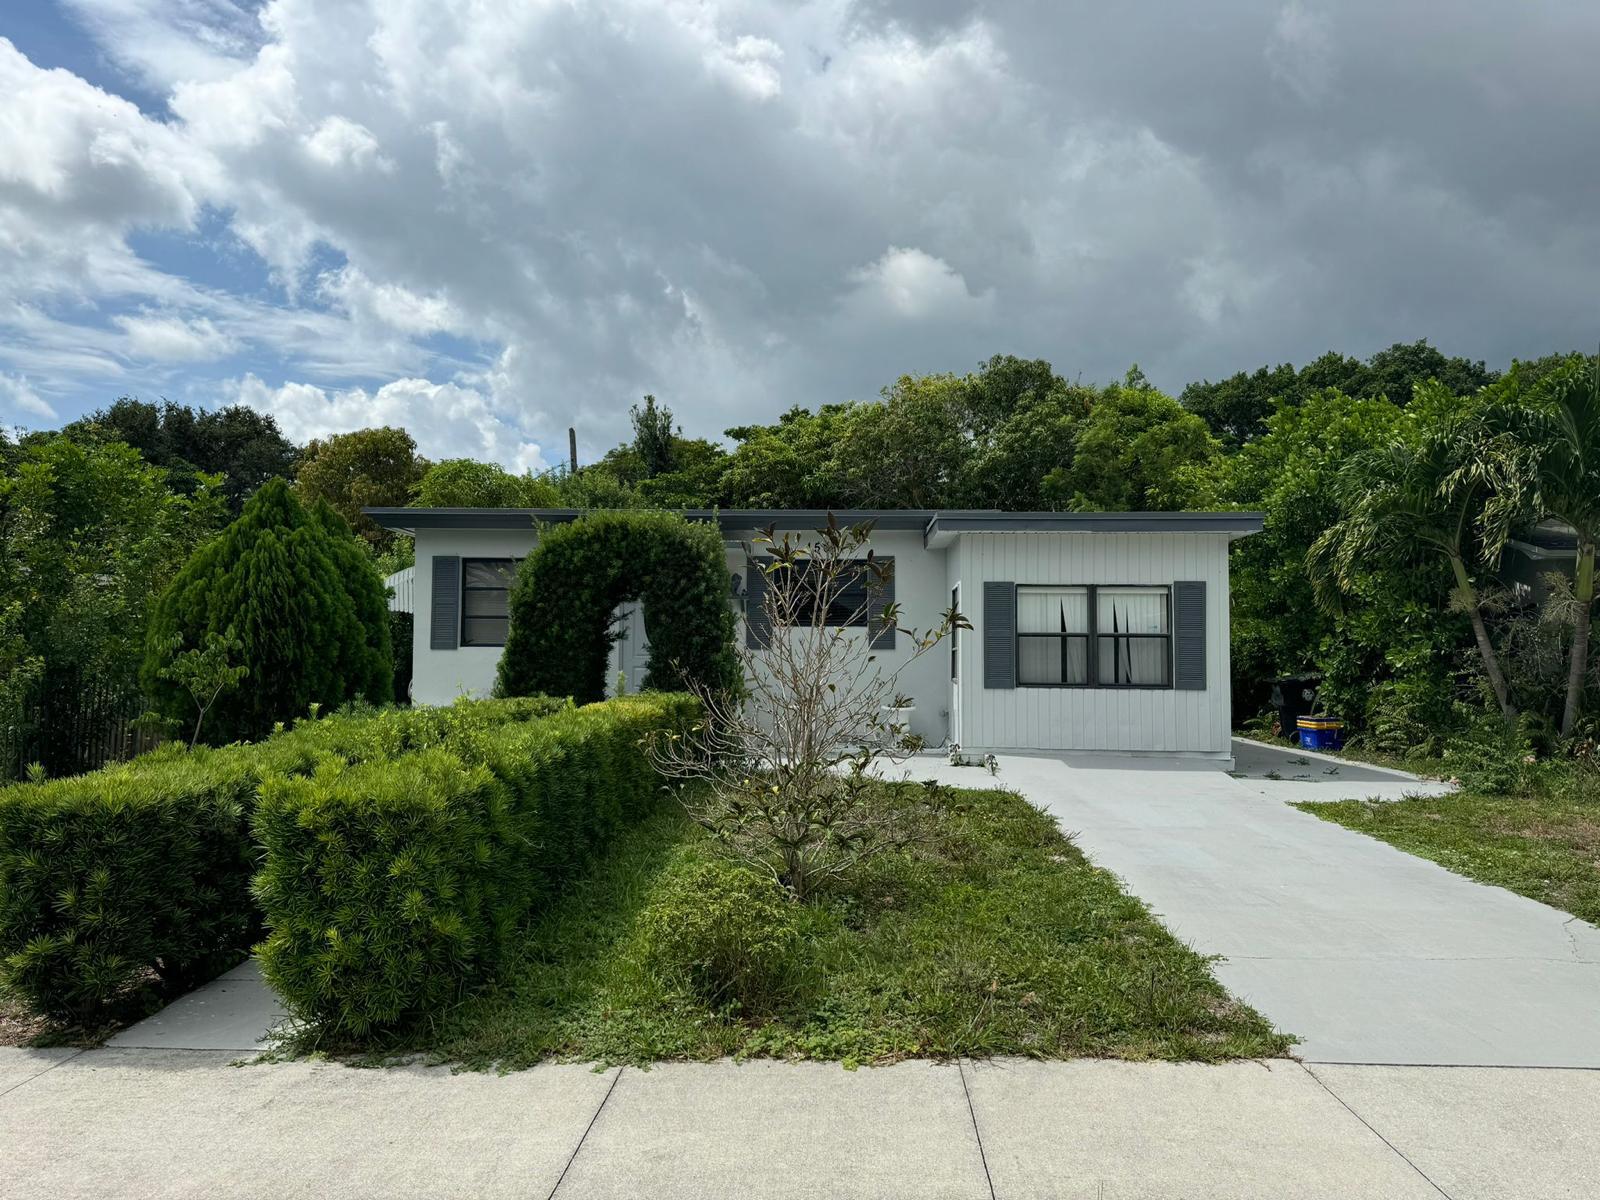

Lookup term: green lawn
[368,783,1288,1069]
[1298,776,1600,926]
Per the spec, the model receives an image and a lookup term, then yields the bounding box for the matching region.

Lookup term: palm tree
[1308,399,1517,723]
[1493,356,1600,737]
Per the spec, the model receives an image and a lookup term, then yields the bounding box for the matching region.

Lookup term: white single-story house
[366,508,1262,761]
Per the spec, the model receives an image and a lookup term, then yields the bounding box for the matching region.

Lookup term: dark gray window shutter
[1173,580,1207,690]
[983,581,1016,689]
[745,559,771,649]
[868,556,895,650]
[430,556,461,650]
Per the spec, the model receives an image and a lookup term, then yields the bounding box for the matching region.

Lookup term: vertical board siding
[960,533,1231,754]
[430,555,461,650]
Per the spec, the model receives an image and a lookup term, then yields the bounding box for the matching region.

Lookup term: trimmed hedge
[0,696,570,1021]
[253,693,699,1035]
[496,510,739,704]
[0,750,261,1020]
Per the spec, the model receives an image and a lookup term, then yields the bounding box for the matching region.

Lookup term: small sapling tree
[153,627,249,747]
[649,515,968,901]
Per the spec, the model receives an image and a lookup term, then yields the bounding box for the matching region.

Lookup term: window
[461,558,517,646]
[1096,587,1170,687]
[1018,587,1090,685]
[1016,585,1170,688]
[767,559,887,628]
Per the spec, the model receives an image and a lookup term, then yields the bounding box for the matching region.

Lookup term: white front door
[606,602,652,696]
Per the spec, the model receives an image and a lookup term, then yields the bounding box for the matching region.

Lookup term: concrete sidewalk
[2,1046,1596,1199]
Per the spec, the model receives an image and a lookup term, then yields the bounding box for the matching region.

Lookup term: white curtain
[1018,587,1088,634]
[1097,588,1167,635]
[1097,588,1169,686]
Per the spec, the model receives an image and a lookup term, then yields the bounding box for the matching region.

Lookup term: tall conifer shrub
[142,479,392,743]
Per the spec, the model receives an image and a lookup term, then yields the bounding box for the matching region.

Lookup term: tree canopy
[63,398,299,513]
[294,426,429,546]
[413,458,559,508]
[0,433,226,773]
[142,479,392,743]
[1181,340,1498,446]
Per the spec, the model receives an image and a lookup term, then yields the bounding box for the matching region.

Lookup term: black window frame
[1016,584,1172,691]
[460,557,519,648]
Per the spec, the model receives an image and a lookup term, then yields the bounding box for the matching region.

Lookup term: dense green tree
[635,438,730,508]
[630,394,678,478]
[64,398,299,512]
[1365,341,1495,403]
[1180,389,1414,720]
[965,383,1093,509]
[1182,342,1498,445]
[721,406,853,508]
[0,434,225,775]
[1308,391,1515,722]
[414,458,548,508]
[831,375,972,508]
[548,462,641,509]
[1049,374,1220,511]
[1179,363,1297,447]
[963,354,1067,437]
[142,480,392,744]
[294,427,429,547]
[1476,355,1600,736]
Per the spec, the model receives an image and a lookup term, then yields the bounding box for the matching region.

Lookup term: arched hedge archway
[495,510,739,704]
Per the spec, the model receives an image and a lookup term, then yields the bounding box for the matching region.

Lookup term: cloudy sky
[2,1,1596,468]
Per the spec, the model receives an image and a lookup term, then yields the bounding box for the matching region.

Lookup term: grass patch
[370,782,1288,1068]
[1299,770,1600,925]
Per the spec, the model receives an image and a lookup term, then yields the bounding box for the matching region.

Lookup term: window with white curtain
[1017,586,1090,685]
[1016,584,1171,688]
[1096,587,1170,687]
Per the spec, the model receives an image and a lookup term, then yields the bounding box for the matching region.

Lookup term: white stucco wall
[411,526,539,704]
[729,527,954,747]
[952,532,1233,756]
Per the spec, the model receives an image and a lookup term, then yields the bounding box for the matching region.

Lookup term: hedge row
[254,693,698,1035]
[0,696,570,1020]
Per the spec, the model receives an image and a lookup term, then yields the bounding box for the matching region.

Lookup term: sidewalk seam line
[957,1059,998,1200]
[0,1047,87,1103]
[1300,1063,1453,1199]
[546,1065,624,1200]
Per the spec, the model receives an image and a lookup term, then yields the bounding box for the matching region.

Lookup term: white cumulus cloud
[228,373,548,473]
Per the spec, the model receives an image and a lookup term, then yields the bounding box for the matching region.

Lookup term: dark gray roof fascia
[923,511,1263,547]
[364,506,1265,541]
[363,507,948,534]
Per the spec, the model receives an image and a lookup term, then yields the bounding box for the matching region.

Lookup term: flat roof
[365,506,1264,543]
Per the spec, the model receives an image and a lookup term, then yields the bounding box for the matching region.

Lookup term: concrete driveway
[895,741,1600,1067]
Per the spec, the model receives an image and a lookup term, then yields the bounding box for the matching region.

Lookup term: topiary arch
[495,510,739,704]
